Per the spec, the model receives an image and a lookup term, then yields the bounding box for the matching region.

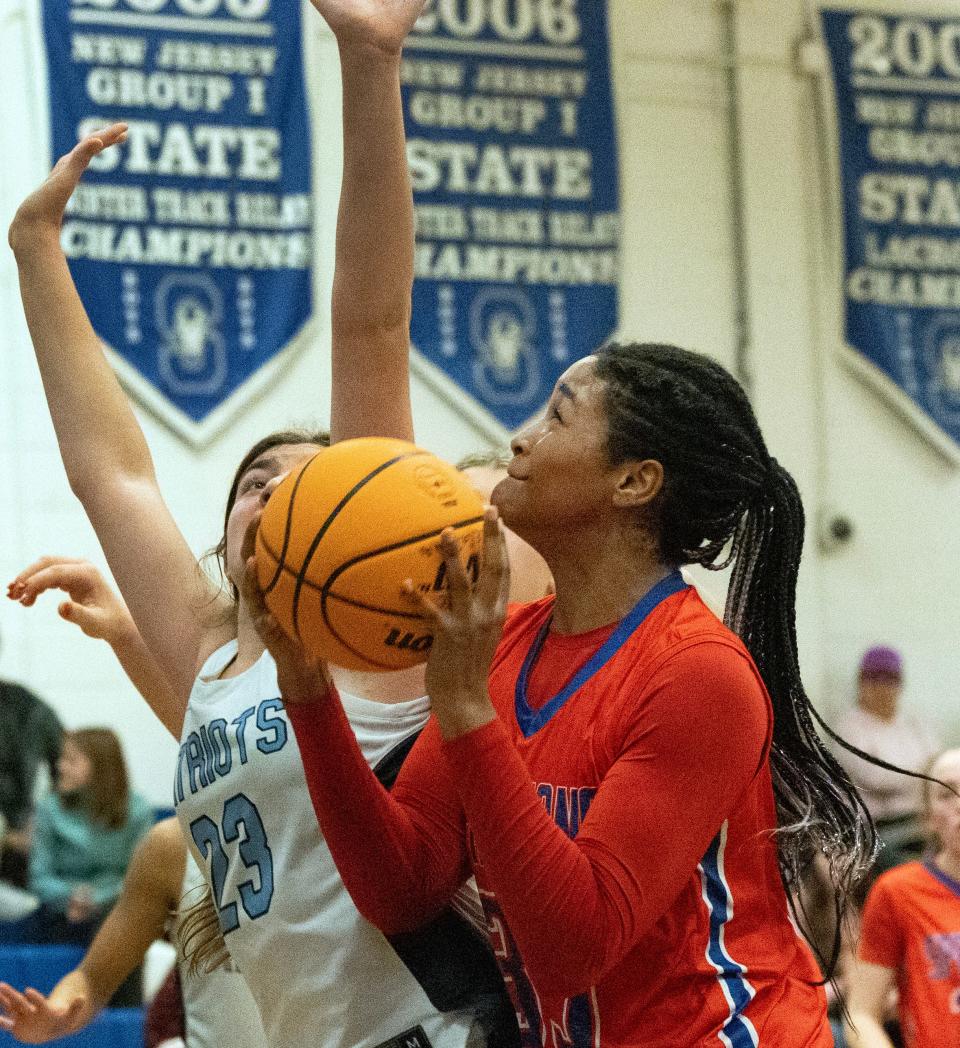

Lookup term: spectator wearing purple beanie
[835,646,941,875]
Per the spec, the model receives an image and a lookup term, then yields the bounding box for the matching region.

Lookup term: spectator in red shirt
[844,748,960,1048]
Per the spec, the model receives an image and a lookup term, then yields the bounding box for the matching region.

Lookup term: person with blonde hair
[844,748,960,1048]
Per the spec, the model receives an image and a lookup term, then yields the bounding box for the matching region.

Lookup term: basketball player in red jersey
[249,365,863,1046]
[232,38,881,1048]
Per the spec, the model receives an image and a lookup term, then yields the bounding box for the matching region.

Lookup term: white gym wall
[0,0,956,805]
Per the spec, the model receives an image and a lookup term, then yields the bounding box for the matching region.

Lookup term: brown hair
[177,885,230,974]
[920,749,960,818]
[204,427,330,602]
[64,728,130,830]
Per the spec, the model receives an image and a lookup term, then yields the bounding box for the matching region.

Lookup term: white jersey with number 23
[174,641,476,1048]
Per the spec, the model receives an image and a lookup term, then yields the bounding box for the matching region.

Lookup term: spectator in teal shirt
[27,728,151,949]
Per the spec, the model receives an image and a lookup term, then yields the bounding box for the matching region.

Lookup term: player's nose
[511,417,546,457]
[511,426,534,457]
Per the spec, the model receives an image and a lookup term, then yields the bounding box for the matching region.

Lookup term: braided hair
[593,342,876,973]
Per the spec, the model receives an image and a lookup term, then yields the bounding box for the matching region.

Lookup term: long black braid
[593,342,879,976]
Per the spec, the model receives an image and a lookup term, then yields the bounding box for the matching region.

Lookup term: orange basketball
[255,437,486,671]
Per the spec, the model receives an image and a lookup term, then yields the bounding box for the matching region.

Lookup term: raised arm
[8,558,184,737]
[309,0,426,443]
[0,820,184,1043]
[8,128,232,703]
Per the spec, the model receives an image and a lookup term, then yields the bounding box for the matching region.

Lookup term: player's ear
[612,459,663,510]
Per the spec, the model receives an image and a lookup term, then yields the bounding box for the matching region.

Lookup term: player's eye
[240,476,268,494]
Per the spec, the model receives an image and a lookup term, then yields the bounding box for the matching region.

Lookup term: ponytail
[723,460,875,975]
[593,342,885,978]
[177,884,231,976]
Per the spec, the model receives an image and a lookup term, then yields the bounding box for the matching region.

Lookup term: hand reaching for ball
[403,507,510,740]
[240,514,332,707]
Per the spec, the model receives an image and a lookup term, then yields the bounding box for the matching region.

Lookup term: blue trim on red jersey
[923,860,960,900]
[514,570,688,738]
[698,825,759,1048]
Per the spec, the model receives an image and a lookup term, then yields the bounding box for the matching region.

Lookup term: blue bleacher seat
[0,945,85,993]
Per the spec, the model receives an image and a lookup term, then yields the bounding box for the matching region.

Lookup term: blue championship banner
[821,6,960,452]
[403,0,620,433]
[42,0,313,445]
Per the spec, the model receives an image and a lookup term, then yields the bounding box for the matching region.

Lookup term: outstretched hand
[9,124,127,247]
[0,984,84,1044]
[308,0,427,56]
[239,514,332,706]
[7,556,134,646]
[403,508,509,739]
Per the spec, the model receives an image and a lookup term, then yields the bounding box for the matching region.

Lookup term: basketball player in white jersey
[7,0,521,1042]
[10,547,526,1048]
[0,819,266,1048]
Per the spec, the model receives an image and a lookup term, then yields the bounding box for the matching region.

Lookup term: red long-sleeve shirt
[289,584,831,1047]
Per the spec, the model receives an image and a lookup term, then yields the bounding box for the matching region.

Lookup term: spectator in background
[835,646,941,877]
[0,632,62,891]
[843,748,960,1048]
[26,728,151,952]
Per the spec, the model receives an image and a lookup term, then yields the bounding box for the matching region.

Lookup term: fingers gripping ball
[255,438,486,671]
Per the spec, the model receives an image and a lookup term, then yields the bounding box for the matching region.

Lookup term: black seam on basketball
[291,451,430,641]
[324,591,427,620]
[260,536,429,619]
[260,532,400,669]
[259,534,448,618]
[320,515,486,596]
[318,516,484,668]
[263,450,324,596]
